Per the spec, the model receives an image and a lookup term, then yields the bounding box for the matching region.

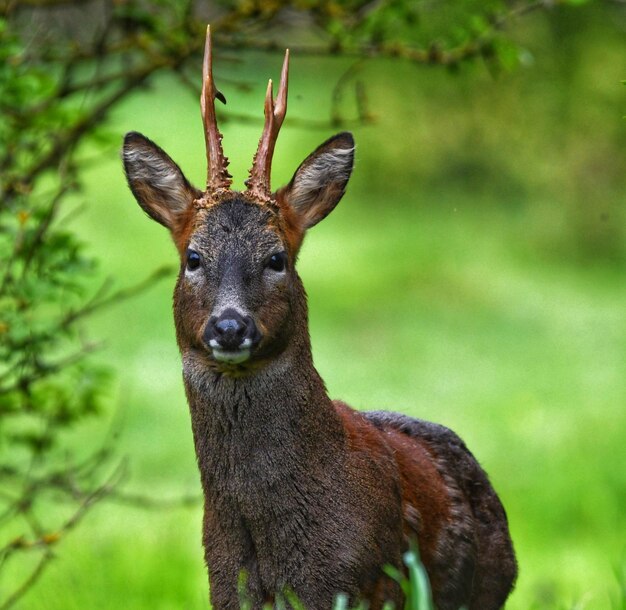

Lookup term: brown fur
[123,125,517,609]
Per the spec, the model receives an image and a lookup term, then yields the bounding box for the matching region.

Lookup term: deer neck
[179,276,345,500]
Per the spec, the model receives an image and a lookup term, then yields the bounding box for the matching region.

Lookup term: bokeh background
[1,2,625,609]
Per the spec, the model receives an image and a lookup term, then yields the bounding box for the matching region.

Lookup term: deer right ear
[278,132,355,230]
[122,132,200,232]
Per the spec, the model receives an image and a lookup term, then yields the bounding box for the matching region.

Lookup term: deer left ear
[277,132,354,229]
[122,131,201,233]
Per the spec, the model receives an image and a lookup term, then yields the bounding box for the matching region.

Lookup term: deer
[122,25,517,610]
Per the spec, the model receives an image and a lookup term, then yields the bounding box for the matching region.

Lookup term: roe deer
[122,25,517,610]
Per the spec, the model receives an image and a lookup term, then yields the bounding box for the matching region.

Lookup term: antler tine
[274,48,289,126]
[201,25,232,195]
[245,49,290,203]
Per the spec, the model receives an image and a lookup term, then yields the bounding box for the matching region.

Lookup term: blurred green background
[14,5,626,610]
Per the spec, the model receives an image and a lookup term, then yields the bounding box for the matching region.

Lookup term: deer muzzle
[203,308,262,364]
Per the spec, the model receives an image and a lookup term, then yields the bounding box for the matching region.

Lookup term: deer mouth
[208,337,254,364]
[211,346,251,364]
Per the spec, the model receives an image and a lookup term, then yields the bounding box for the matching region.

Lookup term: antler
[201,25,232,195]
[244,49,290,203]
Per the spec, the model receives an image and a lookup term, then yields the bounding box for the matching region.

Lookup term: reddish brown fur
[334,401,467,602]
[275,191,305,255]
[335,402,451,559]
[172,203,200,254]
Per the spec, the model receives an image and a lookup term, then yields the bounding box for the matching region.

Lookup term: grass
[236,547,435,610]
[14,20,626,609]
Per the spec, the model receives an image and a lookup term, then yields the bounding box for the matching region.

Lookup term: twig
[0,552,51,610]
[0,465,121,610]
[331,60,366,127]
[60,265,174,330]
[20,177,73,276]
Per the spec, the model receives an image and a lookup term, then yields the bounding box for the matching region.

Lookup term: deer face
[183,198,289,366]
[123,131,353,371]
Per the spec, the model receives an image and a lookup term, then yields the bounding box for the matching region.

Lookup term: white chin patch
[212,348,251,364]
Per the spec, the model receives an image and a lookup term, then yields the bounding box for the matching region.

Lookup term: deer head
[123,26,354,372]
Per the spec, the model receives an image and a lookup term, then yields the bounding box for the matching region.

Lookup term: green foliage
[1,0,622,608]
[0,20,116,609]
[8,63,626,606]
[236,547,434,610]
[384,546,435,610]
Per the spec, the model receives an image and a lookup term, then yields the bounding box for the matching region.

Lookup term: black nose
[204,308,260,352]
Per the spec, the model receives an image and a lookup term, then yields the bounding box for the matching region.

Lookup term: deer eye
[186,249,201,271]
[267,252,287,272]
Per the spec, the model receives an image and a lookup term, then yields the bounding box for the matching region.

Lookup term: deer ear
[122,132,200,231]
[278,132,354,229]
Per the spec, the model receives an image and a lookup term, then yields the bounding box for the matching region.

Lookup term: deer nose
[204,309,259,352]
